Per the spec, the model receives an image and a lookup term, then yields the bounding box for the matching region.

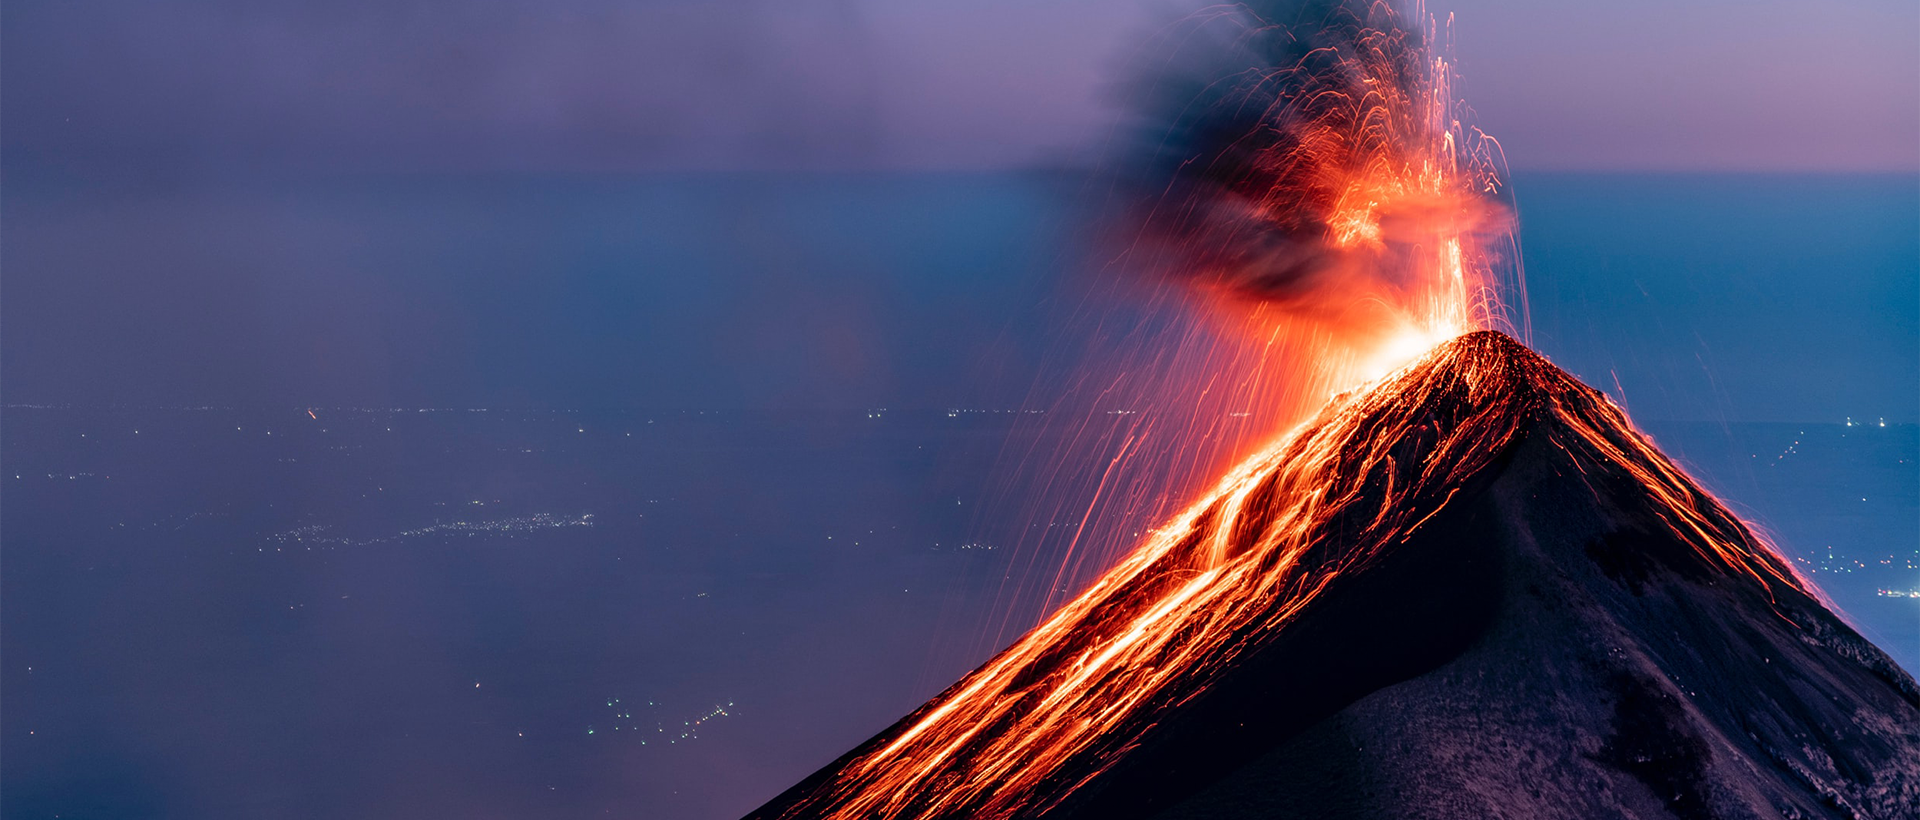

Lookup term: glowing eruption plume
[1123,0,1524,396]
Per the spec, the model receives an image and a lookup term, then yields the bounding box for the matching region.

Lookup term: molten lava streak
[753,3,1805,818]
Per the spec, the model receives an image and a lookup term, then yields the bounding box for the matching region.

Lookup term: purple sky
[4,0,1915,174]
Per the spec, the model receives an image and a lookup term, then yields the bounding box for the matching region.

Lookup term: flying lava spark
[746,2,1914,819]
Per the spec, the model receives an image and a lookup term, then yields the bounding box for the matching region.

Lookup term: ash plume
[1118,0,1517,328]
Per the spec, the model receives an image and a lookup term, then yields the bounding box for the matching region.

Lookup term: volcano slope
[747,331,1919,820]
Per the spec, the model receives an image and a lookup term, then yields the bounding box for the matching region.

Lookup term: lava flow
[747,2,1823,819]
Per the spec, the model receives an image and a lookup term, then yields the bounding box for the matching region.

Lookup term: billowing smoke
[1117,0,1518,336]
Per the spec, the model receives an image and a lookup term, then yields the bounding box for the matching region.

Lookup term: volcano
[747,332,1920,820]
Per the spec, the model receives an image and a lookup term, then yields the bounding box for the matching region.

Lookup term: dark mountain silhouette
[748,331,1919,820]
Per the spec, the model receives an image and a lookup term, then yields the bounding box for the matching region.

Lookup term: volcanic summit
[748,331,1920,820]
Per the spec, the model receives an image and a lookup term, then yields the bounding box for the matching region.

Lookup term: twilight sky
[5,0,1915,175]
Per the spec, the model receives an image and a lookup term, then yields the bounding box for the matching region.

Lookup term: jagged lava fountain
[748,332,1919,820]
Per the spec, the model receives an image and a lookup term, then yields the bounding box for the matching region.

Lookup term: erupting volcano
[748,2,1919,818]
[752,331,1918,819]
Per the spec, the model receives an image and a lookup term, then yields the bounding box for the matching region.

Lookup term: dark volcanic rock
[750,332,1920,820]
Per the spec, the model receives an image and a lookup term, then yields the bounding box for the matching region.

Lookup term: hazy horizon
[6,0,1915,176]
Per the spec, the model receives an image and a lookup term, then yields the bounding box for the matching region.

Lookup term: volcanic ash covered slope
[750,332,1920,820]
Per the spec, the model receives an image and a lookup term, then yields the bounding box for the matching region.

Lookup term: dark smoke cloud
[1116,0,1510,311]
